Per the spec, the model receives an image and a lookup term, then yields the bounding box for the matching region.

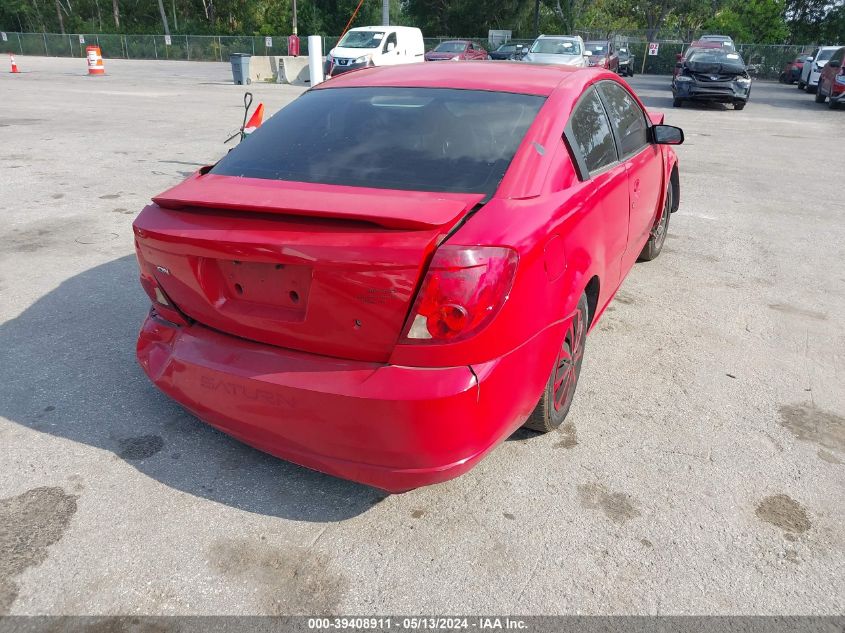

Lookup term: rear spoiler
[152,173,485,230]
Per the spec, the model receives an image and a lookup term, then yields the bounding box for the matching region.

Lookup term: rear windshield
[337,31,385,49]
[211,87,545,195]
[435,41,468,53]
[530,38,582,55]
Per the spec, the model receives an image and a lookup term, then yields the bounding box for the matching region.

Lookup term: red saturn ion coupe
[133,62,682,492]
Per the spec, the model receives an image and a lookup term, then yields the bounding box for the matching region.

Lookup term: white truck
[326,26,425,77]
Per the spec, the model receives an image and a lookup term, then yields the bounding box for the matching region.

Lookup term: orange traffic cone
[86,45,105,75]
[10,53,19,73]
[244,103,264,134]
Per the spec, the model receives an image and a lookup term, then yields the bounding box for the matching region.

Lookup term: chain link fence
[0,31,818,80]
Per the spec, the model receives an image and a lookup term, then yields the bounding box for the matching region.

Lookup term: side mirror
[386,42,396,52]
[805,56,814,62]
[653,124,684,145]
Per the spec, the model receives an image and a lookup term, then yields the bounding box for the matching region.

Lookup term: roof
[349,25,421,33]
[316,61,588,96]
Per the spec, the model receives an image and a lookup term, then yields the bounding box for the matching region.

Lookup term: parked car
[424,40,488,61]
[132,62,683,492]
[779,54,808,84]
[697,34,736,51]
[617,47,635,76]
[814,46,845,109]
[325,26,424,77]
[522,35,588,67]
[584,40,619,72]
[672,46,752,109]
[799,46,840,92]
[489,42,519,60]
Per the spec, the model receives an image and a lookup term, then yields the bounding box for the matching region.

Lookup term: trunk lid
[134,175,483,362]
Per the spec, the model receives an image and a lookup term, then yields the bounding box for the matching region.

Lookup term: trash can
[229,53,252,85]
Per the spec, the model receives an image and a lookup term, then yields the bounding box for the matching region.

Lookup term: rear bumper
[137,311,553,492]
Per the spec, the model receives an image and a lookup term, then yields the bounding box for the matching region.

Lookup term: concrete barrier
[244,55,311,85]
[277,56,310,85]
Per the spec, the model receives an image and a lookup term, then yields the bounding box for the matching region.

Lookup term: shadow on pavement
[0,256,385,521]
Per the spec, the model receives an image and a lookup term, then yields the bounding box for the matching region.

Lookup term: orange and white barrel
[86,46,105,75]
[10,53,20,73]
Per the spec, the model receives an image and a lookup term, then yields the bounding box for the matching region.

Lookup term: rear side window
[598,81,649,158]
[830,48,844,65]
[565,87,617,178]
[211,87,545,195]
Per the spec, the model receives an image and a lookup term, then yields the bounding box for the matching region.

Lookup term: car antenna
[224,92,254,144]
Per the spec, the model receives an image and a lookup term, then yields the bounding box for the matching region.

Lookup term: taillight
[400,246,518,344]
[139,273,190,326]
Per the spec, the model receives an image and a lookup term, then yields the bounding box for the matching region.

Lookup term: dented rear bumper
[137,310,551,492]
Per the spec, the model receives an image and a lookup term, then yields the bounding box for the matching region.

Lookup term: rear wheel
[806,81,815,93]
[815,84,827,103]
[523,294,588,433]
[797,79,805,90]
[638,179,672,262]
[672,97,682,107]
[829,95,840,110]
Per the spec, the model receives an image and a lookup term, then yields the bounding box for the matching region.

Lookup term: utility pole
[382,0,389,25]
[292,0,297,35]
[533,0,540,37]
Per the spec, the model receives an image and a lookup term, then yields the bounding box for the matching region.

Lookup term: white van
[326,26,425,77]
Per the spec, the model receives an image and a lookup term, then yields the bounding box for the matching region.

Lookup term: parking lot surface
[1,56,843,615]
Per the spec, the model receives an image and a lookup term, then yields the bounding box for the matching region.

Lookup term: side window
[598,81,649,158]
[383,32,397,52]
[565,87,618,179]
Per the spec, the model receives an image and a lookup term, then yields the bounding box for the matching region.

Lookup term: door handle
[633,179,641,193]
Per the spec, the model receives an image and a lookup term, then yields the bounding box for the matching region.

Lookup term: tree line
[1,0,843,44]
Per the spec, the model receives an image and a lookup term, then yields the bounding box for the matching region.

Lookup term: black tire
[829,95,839,110]
[524,294,588,433]
[734,101,746,110]
[806,81,815,93]
[797,79,805,90]
[637,179,673,262]
[815,85,826,103]
[779,73,786,83]
[672,97,682,107]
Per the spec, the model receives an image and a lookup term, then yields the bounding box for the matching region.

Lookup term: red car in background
[780,54,809,84]
[584,40,619,72]
[424,40,488,61]
[133,63,683,491]
[814,46,845,109]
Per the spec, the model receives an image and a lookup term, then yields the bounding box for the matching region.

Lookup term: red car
[814,46,845,109]
[780,54,808,84]
[133,63,682,492]
[424,40,488,61]
[584,40,619,73]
